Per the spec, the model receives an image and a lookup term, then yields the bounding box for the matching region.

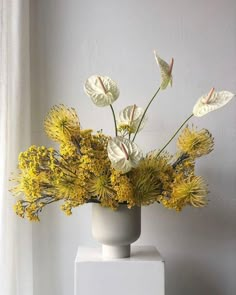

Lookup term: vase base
[102,245,130,259]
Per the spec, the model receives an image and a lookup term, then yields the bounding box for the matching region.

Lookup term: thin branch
[132,86,161,142]
[155,113,194,158]
[110,104,118,136]
[172,153,189,169]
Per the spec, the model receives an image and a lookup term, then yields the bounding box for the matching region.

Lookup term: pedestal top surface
[75,246,164,262]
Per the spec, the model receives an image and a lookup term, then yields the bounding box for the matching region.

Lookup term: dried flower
[162,176,208,211]
[44,105,80,143]
[177,126,214,158]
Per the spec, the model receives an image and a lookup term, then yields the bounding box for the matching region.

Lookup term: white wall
[30,0,236,294]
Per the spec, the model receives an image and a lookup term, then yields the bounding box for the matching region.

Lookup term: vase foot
[102,245,130,259]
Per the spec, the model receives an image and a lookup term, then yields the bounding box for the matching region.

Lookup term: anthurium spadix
[84,75,120,107]
[154,51,174,90]
[107,137,143,173]
[117,105,147,134]
[193,88,235,117]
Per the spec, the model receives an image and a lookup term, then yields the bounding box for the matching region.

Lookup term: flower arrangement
[11,52,235,221]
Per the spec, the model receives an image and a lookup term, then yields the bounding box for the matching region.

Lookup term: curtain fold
[0,1,33,294]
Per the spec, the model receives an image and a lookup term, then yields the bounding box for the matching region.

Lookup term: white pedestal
[74,246,165,295]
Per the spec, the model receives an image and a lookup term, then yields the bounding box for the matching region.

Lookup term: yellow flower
[87,172,120,209]
[110,170,134,207]
[162,175,208,211]
[11,145,61,201]
[88,174,115,200]
[14,200,42,221]
[14,201,25,218]
[25,203,40,222]
[177,126,214,158]
[56,173,88,202]
[172,154,195,181]
[11,172,41,200]
[60,142,79,159]
[130,153,174,205]
[44,105,80,143]
[61,200,85,215]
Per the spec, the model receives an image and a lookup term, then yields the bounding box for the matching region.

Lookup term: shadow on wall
[168,259,224,295]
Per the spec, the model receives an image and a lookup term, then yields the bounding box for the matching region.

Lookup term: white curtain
[0,1,33,294]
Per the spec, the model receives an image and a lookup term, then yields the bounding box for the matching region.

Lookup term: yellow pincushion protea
[177,126,214,158]
[130,153,174,206]
[44,104,81,143]
[88,174,114,200]
[162,175,208,211]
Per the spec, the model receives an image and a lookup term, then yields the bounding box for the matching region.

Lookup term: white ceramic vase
[92,203,141,259]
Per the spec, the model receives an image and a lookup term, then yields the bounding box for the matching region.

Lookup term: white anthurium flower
[84,75,120,107]
[107,136,143,173]
[193,88,235,117]
[117,105,147,134]
[154,50,174,90]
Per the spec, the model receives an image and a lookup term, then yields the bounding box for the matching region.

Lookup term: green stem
[110,104,117,136]
[132,86,161,142]
[155,113,194,158]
